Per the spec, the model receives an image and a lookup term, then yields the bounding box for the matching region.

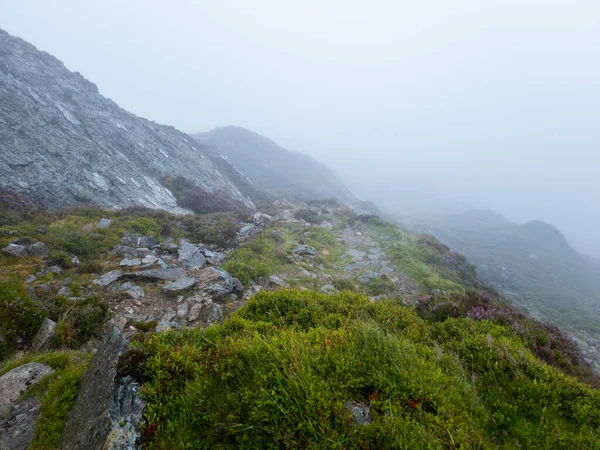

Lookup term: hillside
[193,126,359,204]
[1,197,599,448]
[0,29,254,214]
[401,210,600,361]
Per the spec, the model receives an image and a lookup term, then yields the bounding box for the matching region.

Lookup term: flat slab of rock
[0,363,55,418]
[97,218,112,229]
[162,277,196,295]
[129,268,186,282]
[93,270,123,287]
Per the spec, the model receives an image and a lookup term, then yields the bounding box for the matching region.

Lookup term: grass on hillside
[129,289,600,449]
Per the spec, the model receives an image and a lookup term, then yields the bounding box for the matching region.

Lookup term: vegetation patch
[133,289,600,448]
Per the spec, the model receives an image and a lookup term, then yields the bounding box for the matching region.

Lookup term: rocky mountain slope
[193,126,360,204]
[400,210,600,359]
[1,197,599,448]
[0,28,254,214]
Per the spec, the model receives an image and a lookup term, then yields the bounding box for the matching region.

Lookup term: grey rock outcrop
[129,268,186,282]
[162,277,196,295]
[0,363,55,418]
[1,244,26,258]
[59,324,145,450]
[0,397,42,450]
[292,245,318,256]
[0,29,255,214]
[178,239,206,269]
[195,267,234,299]
[93,270,123,287]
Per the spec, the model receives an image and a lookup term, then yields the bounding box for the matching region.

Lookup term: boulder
[30,318,57,352]
[129,268,186,282]
[344,400,371,425]
[97,218,112,229]
[178,239,206,269]
[0,397,42,450]
[0,363,55,418]
[188,296,223,326]
[232,278,244,295]
[195,267,234,299]
[239,224,254,236]
[203,249,226,265]
[119,258,142,268]
[26,242,50,258]
[319,221,333,231]
[93,270,123,287]
[59,324,145,450]
[162,277,196,295]
[251,212,273,226]
[292,245,318,256]
[268,275,288,288]
[1,244,27,258]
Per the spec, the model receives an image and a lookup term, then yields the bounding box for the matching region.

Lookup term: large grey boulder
[195,267,234,299]
[188,296,223,327]
[30,317,57,352]
[0,363,55,418]
[1,244,27,258]
[59,324,145,450]
[178,239,206,269]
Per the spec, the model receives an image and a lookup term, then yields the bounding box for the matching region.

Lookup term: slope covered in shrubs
[131,290,600,449]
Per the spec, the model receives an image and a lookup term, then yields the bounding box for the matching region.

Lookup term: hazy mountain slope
[0,29,254,214]
[402,210,600,337]
[193,126,359,204]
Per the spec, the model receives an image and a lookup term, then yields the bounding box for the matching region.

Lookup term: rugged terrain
[400,209,600,365]
[0,29,254,214]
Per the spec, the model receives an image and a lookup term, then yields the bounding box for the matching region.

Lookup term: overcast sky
[1,0,599,256]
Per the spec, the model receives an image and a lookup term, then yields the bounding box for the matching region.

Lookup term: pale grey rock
[344,400,371,425]
[93,270,123,287]
[188,296,223,326]
[119,258,142,268]
[30,318,57,352]
[26,242,50,258]
[178,239,206,269]
[0,363,54,418]
[1,244,26,258]
[320,284,339,295]
[129,268,186,282]
[268,275,288,287]
[196,267,234,299]
[319,221,333,231]
[97,218,112,229]
[162,277,196,295]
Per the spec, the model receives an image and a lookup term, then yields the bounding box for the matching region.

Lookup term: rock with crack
[194,267,234,300]
[59,324,145,450]
[162,277,196,295]
[178,239,206,269]
[0,363,55,418]
[93,270,123,288]
[30,317,57,352]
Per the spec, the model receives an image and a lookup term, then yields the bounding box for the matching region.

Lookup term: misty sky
[1,0,599,256]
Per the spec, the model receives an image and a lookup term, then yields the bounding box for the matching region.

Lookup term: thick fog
[1,0,599,256]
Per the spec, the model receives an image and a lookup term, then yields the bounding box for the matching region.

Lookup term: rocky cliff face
[193,126,360,205]
[0,29,254,214]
